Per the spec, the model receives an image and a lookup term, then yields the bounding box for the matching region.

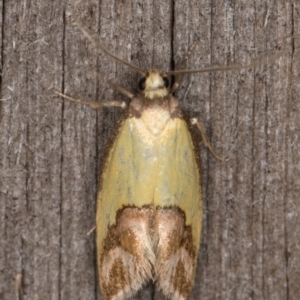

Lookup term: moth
[56,1,280,299]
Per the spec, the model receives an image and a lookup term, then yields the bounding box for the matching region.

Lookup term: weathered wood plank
[0,0,299,300]
[0,1,64,300]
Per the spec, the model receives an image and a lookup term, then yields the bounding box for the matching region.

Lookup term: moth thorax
[144,70,168,99]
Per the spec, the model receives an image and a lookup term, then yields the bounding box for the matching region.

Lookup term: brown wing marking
[100,206,155,300]
[99,206,197,300]
[154,207,197,300]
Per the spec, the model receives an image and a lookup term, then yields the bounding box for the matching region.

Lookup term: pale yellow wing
[97,117,201,252]
[96,116,202,299]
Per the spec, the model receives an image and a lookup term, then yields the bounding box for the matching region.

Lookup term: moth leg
[154,208,196,300]
[171,42,198,94]
[55,91,127,110]
[15,273,22,298]
[86,226,96,236]
[100,207,155,300]
[191,118,227,161]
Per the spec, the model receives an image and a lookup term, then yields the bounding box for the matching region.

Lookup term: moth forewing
[57,3,282,299]
[96,70,202,300]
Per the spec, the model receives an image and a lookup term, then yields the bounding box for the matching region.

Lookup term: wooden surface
[0,0,299,299]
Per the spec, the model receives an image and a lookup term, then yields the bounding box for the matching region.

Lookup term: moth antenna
[73,0,145,76]
[194,33,295,77]
[165,52,282,75]
[170,41,199,93]
[89,70,134,99]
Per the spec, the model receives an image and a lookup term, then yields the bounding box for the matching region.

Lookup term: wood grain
[0,0,299,299]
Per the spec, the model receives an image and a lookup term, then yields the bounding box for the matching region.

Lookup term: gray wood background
[0,0,299,299]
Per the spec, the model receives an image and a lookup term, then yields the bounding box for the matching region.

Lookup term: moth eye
[163,77,169,88]
[138,77,146,90]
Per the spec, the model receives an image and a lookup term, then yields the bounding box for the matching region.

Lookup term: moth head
[138,70,169,99]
